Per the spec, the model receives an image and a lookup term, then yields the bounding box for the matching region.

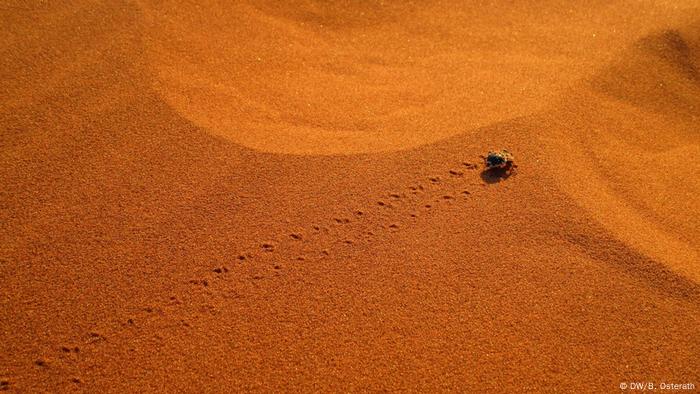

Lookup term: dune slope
[1,1,699,392]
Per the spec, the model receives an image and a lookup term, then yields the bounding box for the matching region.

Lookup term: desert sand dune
[139,0,680,155]
[538,24,700,284]
[1,1,699,392]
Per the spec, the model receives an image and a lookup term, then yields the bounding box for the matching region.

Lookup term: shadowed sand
[1,1,698,392]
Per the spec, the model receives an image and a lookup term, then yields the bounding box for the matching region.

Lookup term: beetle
[483,149,516,172]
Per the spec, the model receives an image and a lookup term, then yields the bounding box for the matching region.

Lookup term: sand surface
[1,1,699,392]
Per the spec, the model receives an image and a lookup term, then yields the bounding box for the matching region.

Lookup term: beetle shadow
[480,167,514,184]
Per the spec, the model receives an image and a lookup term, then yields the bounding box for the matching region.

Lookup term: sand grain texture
[1,1,699,392]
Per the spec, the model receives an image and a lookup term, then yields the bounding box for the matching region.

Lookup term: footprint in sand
[189,279,209,287]
[237,254,250,262]
[87,332,106,343]
[60,346,80,356]
[34,359,48,368]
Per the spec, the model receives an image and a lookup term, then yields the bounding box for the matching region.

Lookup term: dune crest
[138,1,638,155]
[590,23,700,116]
[537,24,700,284]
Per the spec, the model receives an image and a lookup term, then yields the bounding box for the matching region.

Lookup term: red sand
[1,1,699,392]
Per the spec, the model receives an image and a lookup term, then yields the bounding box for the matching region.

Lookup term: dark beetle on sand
[484,149,516,172]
